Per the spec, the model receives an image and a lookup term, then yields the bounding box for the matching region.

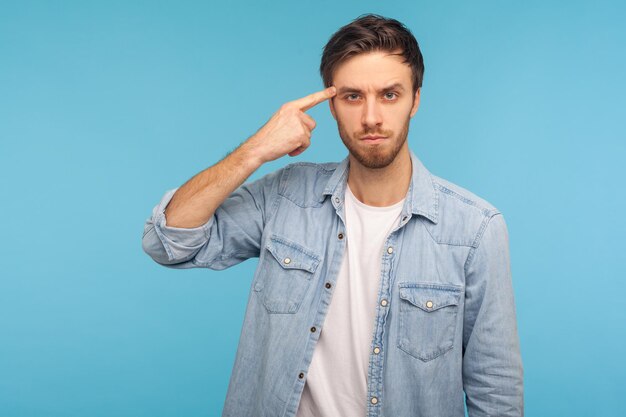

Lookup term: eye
[345,93,360,101]
[384,92,398,100]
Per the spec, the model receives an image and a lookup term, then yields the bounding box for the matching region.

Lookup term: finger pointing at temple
[242,86,336,164]
[292,86,337,112]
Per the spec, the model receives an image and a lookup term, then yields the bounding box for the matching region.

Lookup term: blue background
[1,1,624,416]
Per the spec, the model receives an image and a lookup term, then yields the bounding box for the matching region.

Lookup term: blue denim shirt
[142,149,523,417]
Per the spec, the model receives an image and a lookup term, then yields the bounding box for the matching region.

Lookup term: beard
[336,115,410,169]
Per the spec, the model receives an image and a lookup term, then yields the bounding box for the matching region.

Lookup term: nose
[361,98,383,129]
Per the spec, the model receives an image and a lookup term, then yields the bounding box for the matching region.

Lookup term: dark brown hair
[320,14,424,96]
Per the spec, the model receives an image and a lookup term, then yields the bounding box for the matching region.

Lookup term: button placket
[368,237,395,410]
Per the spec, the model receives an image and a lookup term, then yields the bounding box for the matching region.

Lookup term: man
[142,14,523,417]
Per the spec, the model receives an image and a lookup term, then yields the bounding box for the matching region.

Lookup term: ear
[329,98,337,120]
[409,88,421,118]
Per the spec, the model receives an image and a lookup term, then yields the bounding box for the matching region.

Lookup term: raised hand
[247,86,336,162]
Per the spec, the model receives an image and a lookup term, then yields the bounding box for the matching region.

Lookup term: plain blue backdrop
[1,1,624,416]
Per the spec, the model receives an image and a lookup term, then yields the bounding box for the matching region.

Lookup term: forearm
[164,140,264,228]
[162,86,337,229]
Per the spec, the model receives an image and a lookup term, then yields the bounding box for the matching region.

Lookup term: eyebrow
[336,82,406,95]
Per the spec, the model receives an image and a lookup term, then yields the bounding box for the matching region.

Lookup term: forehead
[332,50,412,90]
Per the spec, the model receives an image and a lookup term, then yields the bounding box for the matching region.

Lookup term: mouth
[361,135,388,144]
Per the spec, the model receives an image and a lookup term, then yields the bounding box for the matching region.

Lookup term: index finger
[292,86,336,112]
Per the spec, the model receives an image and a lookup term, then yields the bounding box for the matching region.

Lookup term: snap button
[426,300,433,309]
[373,347,380,354]
[387,246,393,254]
[334,197,340,203]
[325,282,332,289]
[310,326,317,333]
[283,257,291,264]
[370,397,378,404]
[298,372,304,379]
[380,299,388,307]
[338,232,344,239]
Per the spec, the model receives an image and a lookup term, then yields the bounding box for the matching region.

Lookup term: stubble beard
[337,115,410,169]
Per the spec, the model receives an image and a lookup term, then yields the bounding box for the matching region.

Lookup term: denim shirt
[142,149,524,417]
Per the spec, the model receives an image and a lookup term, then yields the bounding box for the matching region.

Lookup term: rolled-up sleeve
[462,213,524,416]
[142,167,284,270]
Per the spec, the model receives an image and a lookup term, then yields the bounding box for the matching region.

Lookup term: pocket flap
[398,283,462,312]
[265,234,321,274]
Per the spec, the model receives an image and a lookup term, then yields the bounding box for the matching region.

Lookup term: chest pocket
[396,282,462,362]
[254,234,321,314]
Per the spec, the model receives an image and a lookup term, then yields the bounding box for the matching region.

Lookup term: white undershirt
[296,183,405,417]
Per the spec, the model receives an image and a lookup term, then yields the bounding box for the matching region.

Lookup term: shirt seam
[266,166,287,224]
[434,182,495,216]
[191,250,258,267]
[463,211,501,275]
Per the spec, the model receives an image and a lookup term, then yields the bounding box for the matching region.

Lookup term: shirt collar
[322,148,439,224]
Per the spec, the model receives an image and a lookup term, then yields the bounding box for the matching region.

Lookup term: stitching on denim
[268,233,321,262]
[434,183,494,217]
[464,212,501,274]
[276,164,291,207]
[264,166,288,226]
[264,244,318,273]
[191,251,258,267]
[280,193,324,208]
[397,282,463,292]
[419,218,475,247]
[397,280,460,361]
[277,163,331,208]
[427,172,440,220]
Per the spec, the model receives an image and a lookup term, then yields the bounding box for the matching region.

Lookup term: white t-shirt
[296,183,405,417]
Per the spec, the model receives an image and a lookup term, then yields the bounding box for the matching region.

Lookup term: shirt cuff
[152,188,215,260]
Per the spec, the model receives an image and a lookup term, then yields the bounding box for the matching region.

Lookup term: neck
[347,145,412,207]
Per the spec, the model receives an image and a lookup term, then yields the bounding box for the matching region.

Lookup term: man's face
[329,50,420,169]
